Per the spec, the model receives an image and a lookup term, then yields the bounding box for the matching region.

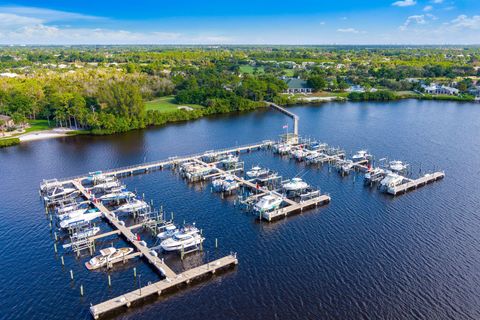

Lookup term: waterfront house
[0,115,14,129]
[283,77,313,94]
[421,83,459,95]
[346,85,365,93]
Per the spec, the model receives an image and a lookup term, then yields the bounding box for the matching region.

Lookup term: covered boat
[85,247,134,270]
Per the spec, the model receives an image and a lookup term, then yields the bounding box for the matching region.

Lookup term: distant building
[283,78,313,94]
[346,85,365,93]
[0,115,14,129]
[422,83,459,95]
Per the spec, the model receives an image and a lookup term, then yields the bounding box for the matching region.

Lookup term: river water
[1,99,480,320]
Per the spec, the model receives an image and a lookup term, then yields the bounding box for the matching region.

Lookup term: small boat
[246,166,269,179]
[282,177,309,192]
[379,172,405,191]
[91,180,121,191]
[292,148,307,160]
[99,190,135,202]
[40,179,61,193]
[221,154,239,166]
[72,226,100,238]
[44,187,76,202]
[364,167,387,184]
[114,199,149,213]
[85,247,134,270]
[58,207,94,221]
[160,228,204,252]
[157,224,177,240]
[340,160,354,174]
[254,194,283,212]
[389,160,408,173]
[59,210,101,229]
[276,144,292,154]
[212,175,239,192]
[305,151,321,162]
[56,203,84,215]
[352,150,371,161]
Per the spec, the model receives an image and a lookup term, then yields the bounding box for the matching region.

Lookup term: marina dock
[388,171,445,195]
[90,254,237,319]
[41,136,444,319]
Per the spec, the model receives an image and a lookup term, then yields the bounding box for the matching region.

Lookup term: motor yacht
[160,227,204,252]
[389,160,408,173]
[254,194,283,212]
[85,247,134,270]
[352,150,371,161]
[59,210,101,229]
[114,199,149,214]
[220,154,239,166]
[212,175,239,192]
[99,190,135,202]
[282,177,309,192]
[157,224,177,240]
[246,166,269,179]
[379,172,405,191]
[364,167,387,183]
[44,187,76,202]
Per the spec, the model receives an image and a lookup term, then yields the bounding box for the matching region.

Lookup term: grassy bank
[0,137,20,148]
[145,96,203,113]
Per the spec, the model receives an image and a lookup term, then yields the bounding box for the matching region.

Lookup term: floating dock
[388,171,445,195]
[90,254,237,319]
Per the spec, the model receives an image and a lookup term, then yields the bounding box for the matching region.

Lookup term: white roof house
[422,83,459,95]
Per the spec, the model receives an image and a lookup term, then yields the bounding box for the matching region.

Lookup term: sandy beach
[19,128,75,142]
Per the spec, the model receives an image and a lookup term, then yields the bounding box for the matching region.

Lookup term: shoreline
[1,96,477,149]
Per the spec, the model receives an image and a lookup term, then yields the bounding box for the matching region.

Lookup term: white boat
[282,177,309,191]
[364,167,387,183]
[58,208,91,221]
[40,179,61,193]
[340,160,354,174]
[292,148,307,160]
[114,199,149,213]
[221,154,239,166]
[160,227,204,252]
[213,175,239,192]
[85,247,134,270]
[72,226,100,238]
[157,224,177,240]
[305,151,321,162]
[44,187,76,201]
[276,144,292,154]
[56,203,82,215]
[352,150,371,161]
[254,194,283,212]
[389,160,408,173]
[59,210,101,229]
[99,190,135,202]
[91,180,121,191]
[379,172,405,191]
[246,166,269,178]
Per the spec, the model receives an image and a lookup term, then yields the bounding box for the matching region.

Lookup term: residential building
[283,77,313,94]
[421,83,459,95]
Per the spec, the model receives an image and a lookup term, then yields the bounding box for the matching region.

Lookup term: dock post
[49,222,52,230]
[215,238,218,249]
[54,243,57,253]
[108,275,111,287]
[70,269,74,280]
[133,267,137,278]
[171,212,174,221]
[181,244,185,260]
[80,284,84,296]
[54,232,58,241]
[61,255,65,266]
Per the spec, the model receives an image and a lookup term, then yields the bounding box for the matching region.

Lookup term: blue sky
[0,0,479,44]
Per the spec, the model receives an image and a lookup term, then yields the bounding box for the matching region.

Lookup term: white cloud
[0,6,103,22]
[337,28,364,34]
[449,15,480,30]
[320,21,326,25]
[431,0,443,3]
[0,13,44,28]
[392,0,417,7]
[399,15,427,30]
[423,5,433,11]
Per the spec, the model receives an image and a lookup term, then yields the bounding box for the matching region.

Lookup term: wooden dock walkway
[388,171,445,195]
[60,141,270,184]
[90,254,238,319]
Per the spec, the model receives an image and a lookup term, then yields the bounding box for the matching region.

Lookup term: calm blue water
[1,99,480,320]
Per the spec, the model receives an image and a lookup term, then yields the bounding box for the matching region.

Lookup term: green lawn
[25,119,54,133]
[282,69,295,77]
[239,65,265,74]
[145,96,203,113]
